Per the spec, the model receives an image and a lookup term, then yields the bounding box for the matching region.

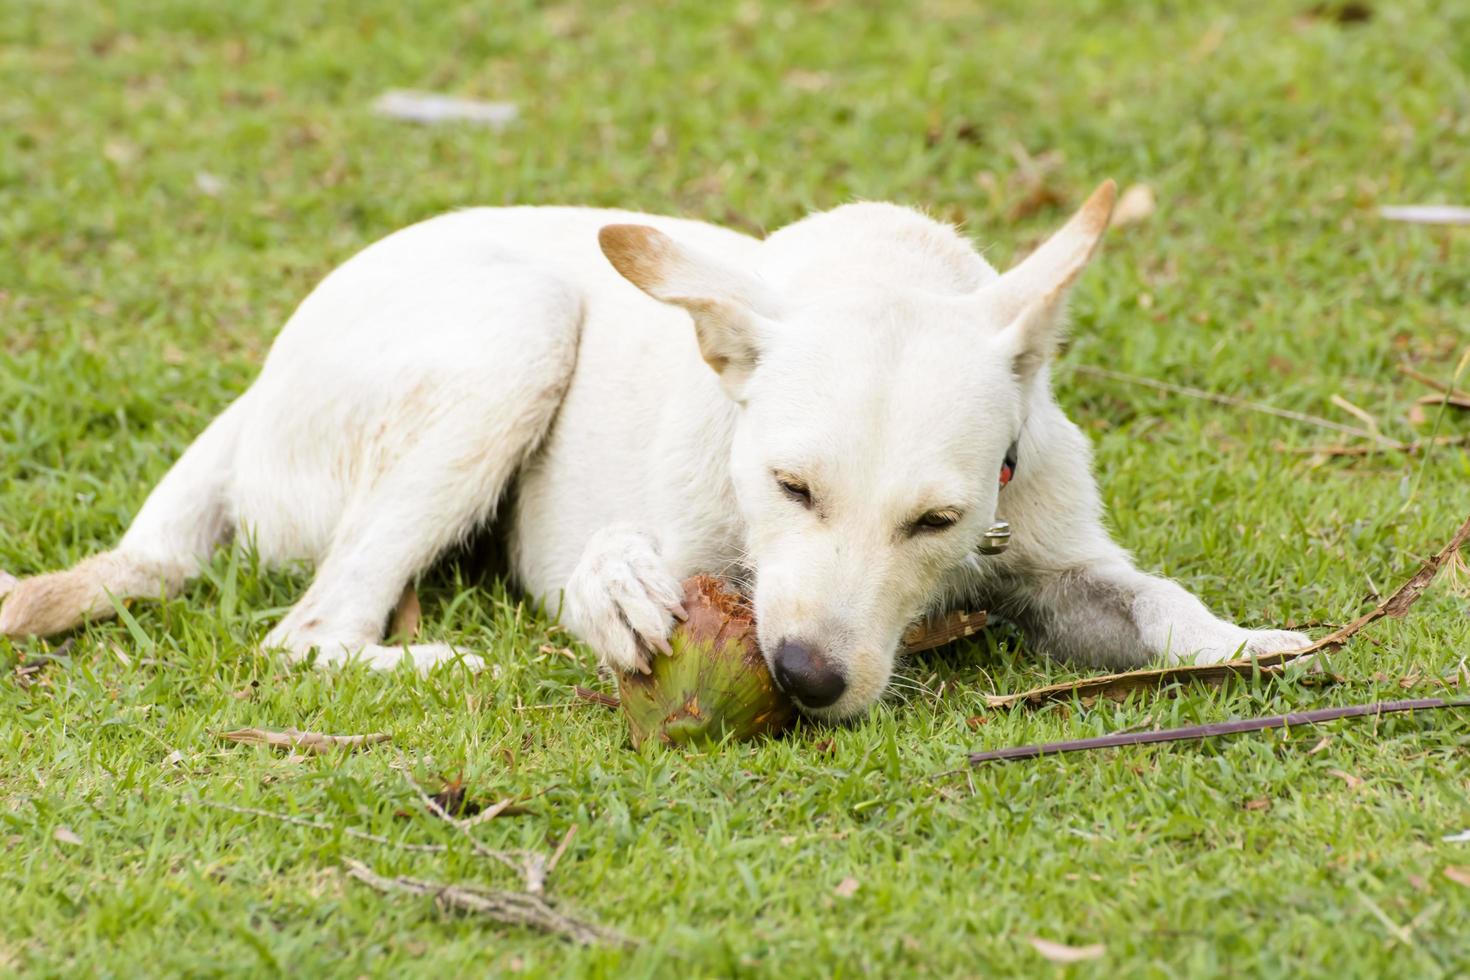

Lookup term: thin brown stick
[985,513,1470,708]
[969,698,1468,763]
[573,685,620,709]
[1415,393,1470,410]
[196,799,447,853]
[1399,364,1470,398]
[1073,364,1399,445]
[546,824,578,879]
[342,858,630,947]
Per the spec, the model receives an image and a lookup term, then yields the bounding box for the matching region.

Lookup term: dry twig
[970,698,1468,763]
[1073,364,1398,445]
[196,799,447,853]
[1281,435,1470,458]
[1399,364,1470,398]
[573,685,621,709]
[218,728,391,754]
[343,859,630,947]
[397,761,542,883]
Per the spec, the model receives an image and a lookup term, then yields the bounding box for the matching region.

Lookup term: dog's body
[0,182,1306,716]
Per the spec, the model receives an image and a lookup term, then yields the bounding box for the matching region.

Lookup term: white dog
[0,180,1307,717]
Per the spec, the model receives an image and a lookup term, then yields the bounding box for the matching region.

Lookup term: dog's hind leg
[261,271,582,672]
[0,396,246,638]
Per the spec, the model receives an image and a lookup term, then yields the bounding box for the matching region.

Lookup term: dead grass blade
[1281,435,1470,457]
[1074,364,1398,445]
[218,728,391,754]
[1029,937,1106,963]
[1415,393,1470,410]
[197,799,448,853]
[342,859,630,947]
[985,514,1470,708]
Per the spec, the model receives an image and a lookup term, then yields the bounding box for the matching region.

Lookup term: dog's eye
[913,510,961,533]
[775,474,813,508]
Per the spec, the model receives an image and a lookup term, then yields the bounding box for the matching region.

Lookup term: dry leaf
[1001,143,1067,222]
[1307,736,1332,755]
[218,728,390,755]
[163,749,185,767]
[833,876,860,898]
[1443,830,1470,843]
[1328,768,1364,789]
[902,609,987,653]
[388,585,421,642]
[1443,866,1470,888]
[1244,797,1271,811]
[1029,937,1106,963]
[53,825,82,846]
[1111,183,1157,228]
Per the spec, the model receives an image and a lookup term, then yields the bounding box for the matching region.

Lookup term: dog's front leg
[1004,556,1309,669]
[981,408,1308,669]
[563,524,689,674]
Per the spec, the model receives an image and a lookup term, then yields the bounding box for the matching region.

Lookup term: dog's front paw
[564,524,688,675]
[1241,628,1312,658]
[1184,626,1312,665]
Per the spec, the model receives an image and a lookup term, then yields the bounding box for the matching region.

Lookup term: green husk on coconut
[617,575,796,749]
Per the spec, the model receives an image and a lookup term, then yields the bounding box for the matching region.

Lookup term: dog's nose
[772,640,846,709]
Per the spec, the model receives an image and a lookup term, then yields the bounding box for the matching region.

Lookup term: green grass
[3,0,1470,974]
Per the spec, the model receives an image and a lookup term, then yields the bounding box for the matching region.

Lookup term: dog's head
[600,182,1115,717]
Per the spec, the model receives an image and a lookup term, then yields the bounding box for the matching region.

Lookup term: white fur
[0,185,1307,715]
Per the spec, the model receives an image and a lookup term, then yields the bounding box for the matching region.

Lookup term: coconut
[617,576,795,748]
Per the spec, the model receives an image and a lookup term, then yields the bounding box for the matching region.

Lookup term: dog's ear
[983,180,1116,379]
[599,224,776,399]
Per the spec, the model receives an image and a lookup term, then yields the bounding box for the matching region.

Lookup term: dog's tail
[0,395,247,638]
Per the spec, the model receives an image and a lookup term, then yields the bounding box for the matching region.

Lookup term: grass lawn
[4,0,1470,974]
